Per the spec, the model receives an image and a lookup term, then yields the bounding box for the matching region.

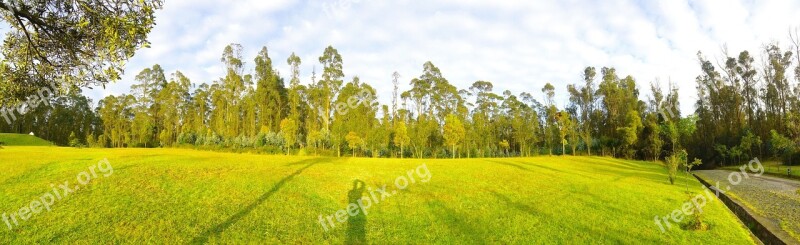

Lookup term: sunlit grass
[0,147,754,244]
[0,134,53,146]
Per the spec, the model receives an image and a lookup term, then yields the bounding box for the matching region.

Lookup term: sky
[79,0,800,115]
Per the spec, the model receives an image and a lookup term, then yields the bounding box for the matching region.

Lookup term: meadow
[0,146,755,244]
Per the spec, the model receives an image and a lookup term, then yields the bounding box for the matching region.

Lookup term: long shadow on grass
[488,160,534,172]
[426,200,485,243]
[0,161,59,186]
[489,190,543,217]
[489,160,599,180]
[346,180,367,244]
[189,158,325,244]
[489,190,634,243]
[509,160,568,174]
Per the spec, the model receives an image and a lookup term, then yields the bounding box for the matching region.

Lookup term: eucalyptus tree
[255,46,286,132]
[567,66,597,155]
[443,113,465,158]
[319,46,345,131]
[541,82,557,155]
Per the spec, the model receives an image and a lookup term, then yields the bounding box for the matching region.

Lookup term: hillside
[0,133,53,146]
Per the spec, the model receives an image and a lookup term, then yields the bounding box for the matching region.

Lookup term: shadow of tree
[346,179,367,244]
[426,200,485,243]
[489,160,533,172]
[189,158,323,244]
[489,190,658,243]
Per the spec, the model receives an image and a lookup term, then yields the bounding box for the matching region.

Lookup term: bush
[682,192,709,231]
[205,133,222,146]
[664,150,687,185]
[665,155,680,185]
[68,132,83,148]
[297,148,308,156]
[177,132,196,145]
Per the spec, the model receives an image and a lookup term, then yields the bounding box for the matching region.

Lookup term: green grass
[0,147,755,244]
[0,134,53,146]
[723,160,800,180]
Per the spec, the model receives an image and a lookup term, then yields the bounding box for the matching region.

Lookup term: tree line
[4,36,800,166]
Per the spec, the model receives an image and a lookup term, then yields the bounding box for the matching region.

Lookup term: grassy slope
[0,147,754,244]
[0,134,53,146]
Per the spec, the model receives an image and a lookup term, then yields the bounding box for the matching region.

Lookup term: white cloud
[80,0,800,116]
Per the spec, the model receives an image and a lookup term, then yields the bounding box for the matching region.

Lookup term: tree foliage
[0,0,163,101]
[7,32,800,165]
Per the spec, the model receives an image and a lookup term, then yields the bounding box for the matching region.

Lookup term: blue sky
[79,0,800,115]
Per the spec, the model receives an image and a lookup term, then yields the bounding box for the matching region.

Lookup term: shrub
[665,154,680,185]
[177,132,196,145]
[68,132,82,148]
[297,148,308,156]
[664,150,687,185]
[682,192,709,231]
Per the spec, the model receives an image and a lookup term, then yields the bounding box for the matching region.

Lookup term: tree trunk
[588,142,591,156]
[452,145,456,159]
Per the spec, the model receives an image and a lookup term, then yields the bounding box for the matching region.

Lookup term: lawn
[0,134,53,146]
[0,146,755,244]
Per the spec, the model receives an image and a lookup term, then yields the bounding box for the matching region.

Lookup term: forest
[3,40,800,166]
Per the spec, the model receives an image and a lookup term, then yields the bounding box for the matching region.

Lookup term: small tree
[86,134,97,148]
[68,132,81,148]
[443,114,465,159]
[685,157,702,191]
[499,140,510,157]
[345,131,364,157]
[306,130,321,155]
[280,118,298,155]
[770,130,795,165]
[664,150,687,185]
[713,144,729,166]
[393,121,410,159]
[683,156,709,231]
[556,111,571,155]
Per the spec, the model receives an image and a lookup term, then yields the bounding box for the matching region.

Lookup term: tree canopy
[6,30,800,166]
[0,0,163,102]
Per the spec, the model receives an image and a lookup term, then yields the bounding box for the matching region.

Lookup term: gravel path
[695,170,800,242]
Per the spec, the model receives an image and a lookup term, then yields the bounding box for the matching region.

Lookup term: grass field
[0,134,53,146]
[0,146,755,244]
